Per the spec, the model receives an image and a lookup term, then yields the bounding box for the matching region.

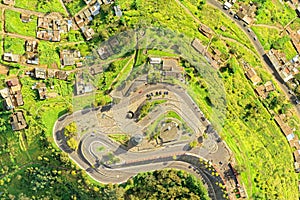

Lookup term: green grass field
[4,36,25,55]
[252,26,297,60]
[38,41,61,68]
[5,9,37,37]
[15,0,66,14]
[255,0,296,26]
[65,0,86,16]
[251,26,279,50]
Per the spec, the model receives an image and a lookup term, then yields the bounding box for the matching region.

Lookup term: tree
[67,138,78,151]
[64,122,77,138]
[189,140,198,148]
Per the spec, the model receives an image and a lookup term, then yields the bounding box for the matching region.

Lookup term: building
[35,68,47,79]
[274,114,300,172]
[199,24,214,38]
[191,38,206,54]
[10,112,27,131]
[149,57,162,64]
[27,55,39,65]
[97,45,113,59]
[6,78,24,107]
[3,53,20,63]
[32,82,47,100]
[37,16,63,42]
[223,2,233,10]
[236,3,257,25]
[0,88,13,110]
[89,1,101,16]
[25,40,38,53]
[82,27,95,40]
[60,49,81,66]
[55,71,68,80]
[267,49,298,82]
[290,31,300,54]
[255,81,275,99]
[38,17,50,29]
[245,68,261,85]
[21,13,31,23]
[114,5,122,17]
[274,114,294,137]
[161,58,183,80]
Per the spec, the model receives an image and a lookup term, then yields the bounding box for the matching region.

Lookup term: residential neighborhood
[1,0,300,199]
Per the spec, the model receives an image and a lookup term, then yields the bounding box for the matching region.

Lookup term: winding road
[53,82,233,200]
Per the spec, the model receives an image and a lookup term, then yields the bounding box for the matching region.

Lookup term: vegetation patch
[255,0,296,26]
[4,36,25,55]
[65,0,86,16]
[15,0,66,14]
[5,9,37,37]
[38,41,60,68]
[125,169,209,200]
[108,134,130,147]
[138,99,167,121]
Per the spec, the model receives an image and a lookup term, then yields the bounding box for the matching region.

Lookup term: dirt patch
[0,64,9,75]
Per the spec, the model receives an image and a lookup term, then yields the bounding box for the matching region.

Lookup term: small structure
[274,115,294,138]
[25,40,38,53]
[10,112,27,131]
[130,134,143,146]
[82,27,95,40]
[255,81,275,99]
[161,58,183,80]
[267,49,299,82]
[0,88,13,110]
[149,57,162,64]
[220,26,227,32]
[97,45,113,60]
[245,67,261,85]
[32,82,47,100]
[6,78,24,107]
[199,24,214,38]
[21,13,31,23]
[60,49,81,67]
[89,1,101,16]
[114,5,122,17]
[55,71,68,80]
[3,53,20,63]
[236,4,257,25]
[35,68,47,79]
[191,38,206,54]
[223,2,233,10]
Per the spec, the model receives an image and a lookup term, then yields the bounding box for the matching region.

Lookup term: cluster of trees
[271,36,290,51]
[3,166,209,200]
[64,122,78,150]
[137,100,166,121]
[124,169,209,200]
